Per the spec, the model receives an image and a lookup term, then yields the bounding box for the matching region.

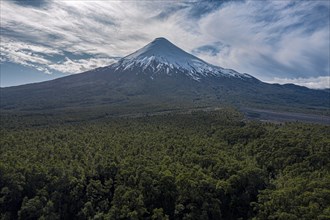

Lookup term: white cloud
[48,57,117,73]
[0,36,117,74]
[265,76,330,89]
[0,0,187,56]
[0,37,55,73]
[196,0,330,80]
[1,38,55,66]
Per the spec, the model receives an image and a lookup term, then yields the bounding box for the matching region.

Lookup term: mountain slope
[112,37,251,80]
[1,38,329,116]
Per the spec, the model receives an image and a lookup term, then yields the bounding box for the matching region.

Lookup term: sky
[0,0,329,89]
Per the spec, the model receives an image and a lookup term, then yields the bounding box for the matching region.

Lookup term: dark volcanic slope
[1,38,329,115]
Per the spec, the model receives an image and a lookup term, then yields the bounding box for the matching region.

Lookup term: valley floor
[242,107,330,125]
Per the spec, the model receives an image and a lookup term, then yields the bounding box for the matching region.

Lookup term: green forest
[0,109,329,220]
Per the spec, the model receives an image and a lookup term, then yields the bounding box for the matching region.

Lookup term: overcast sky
[0,0,329,88]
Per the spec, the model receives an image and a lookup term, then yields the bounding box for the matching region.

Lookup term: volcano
[111,37,252,80]
[0,37,328,116]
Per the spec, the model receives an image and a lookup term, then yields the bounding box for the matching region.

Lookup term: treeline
[0,109,329,219]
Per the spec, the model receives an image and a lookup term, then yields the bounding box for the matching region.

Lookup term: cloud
[48,57,118,74]
[0,0,329,87]
[0,37,117,74]
[1,38,55,73]
[265,76,330,89]
[196,0,330,79]
[0,0,194,76]
[0,1,190,56]
[192,41,230,57]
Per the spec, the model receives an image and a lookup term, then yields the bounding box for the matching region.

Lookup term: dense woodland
[0,109,329,219]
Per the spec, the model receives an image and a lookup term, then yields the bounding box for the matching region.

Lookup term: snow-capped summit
[112,37,251,81]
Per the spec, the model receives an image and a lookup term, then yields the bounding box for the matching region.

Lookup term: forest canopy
[1,109,329,219]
